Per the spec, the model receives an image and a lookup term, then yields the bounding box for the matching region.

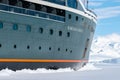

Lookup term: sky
[87,0,120,36]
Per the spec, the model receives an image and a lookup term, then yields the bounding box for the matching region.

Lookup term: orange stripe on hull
[0,59,88,63]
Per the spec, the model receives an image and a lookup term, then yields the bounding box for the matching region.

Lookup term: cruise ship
[0,0,97,71]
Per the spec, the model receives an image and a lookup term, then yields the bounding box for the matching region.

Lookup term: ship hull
[0,3,96,70]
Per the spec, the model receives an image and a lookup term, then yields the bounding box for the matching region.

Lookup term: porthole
[39,28,43,34]
[50,29,53,35]
[14,45,17,49]
[67,32,70,37]
[0,44,2,48]
[58,48,60,51]
[66,49,68,52]
[0,22,3,29]
[59,31,62,36]
[13,24,18,30]
[39,46,41,50]
[27,45,30,49]
[49,47,52,51]
[76,16,78,21]
[68,14,71,19]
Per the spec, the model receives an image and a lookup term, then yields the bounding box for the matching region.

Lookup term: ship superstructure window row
[0,0,65,22]
[0,43,73,54]
[0,21,71,38]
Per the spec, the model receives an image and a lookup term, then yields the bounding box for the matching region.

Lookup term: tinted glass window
[13,24,18,30]
[26,25,31,32]
[76,16,78,21]
[0,22,3,29]
[67,32,70,37]
[67,0,77,8]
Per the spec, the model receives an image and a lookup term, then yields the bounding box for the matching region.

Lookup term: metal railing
[43,0,65,5]
[87,9,97,17]
[0,3,65,22]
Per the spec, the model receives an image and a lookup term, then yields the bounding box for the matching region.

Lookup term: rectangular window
[0,22,3,29]
[67,0,77,9]
[13,24,18,30]
[26,25,31,32]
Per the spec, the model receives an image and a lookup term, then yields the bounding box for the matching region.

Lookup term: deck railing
[43,0,65,5]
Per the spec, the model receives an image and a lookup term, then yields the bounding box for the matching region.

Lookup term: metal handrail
[43,0,65,5]
[87,9,97,17]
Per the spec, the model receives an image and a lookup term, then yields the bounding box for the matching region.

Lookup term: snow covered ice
[0,63,120,80]
[90,33,120,62]
[0,34,120,80]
